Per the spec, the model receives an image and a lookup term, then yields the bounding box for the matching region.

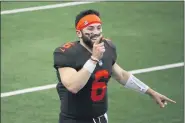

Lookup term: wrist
[90,59,98,64]
[83,59,97,73]
[90,56,100,63]
[146,88,155,96]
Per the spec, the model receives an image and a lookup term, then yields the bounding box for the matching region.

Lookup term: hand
[147,88,176,108]
[92,37,105,60]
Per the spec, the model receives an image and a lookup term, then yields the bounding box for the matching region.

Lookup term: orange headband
[76,14,102,30]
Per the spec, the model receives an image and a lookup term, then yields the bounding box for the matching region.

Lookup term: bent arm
[59,59,97,94]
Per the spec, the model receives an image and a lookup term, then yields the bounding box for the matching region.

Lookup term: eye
[97,26,102,30]
[87,26,94,31]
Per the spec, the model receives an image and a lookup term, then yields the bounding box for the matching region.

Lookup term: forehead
[86,23,102,28]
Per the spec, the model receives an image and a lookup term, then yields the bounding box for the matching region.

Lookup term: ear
[76,30,82,38]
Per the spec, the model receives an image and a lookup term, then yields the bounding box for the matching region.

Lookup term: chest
[76,48,113,76]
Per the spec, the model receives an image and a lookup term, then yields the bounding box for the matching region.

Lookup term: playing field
[1,1,184,123]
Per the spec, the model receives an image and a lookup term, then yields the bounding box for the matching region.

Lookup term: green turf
[1,1,184,123]
[1,2,65,10]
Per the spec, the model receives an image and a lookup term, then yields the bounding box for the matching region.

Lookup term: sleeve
[112,47,117,65]
[111,43,117,65]
[53,47,76,69]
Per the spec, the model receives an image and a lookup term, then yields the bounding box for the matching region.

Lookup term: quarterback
[53,9,176,123]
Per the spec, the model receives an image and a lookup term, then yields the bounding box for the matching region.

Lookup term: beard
[81,32,102,49]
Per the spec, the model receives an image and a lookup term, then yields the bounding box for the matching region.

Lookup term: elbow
[68,88,78,94]
[114,70,130,85]
[61,79,79,94]
[67,86,79,94]
[121,70,130,82]
[61,79,81,94]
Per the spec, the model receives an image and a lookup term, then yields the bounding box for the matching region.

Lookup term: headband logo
[84,21,88,25]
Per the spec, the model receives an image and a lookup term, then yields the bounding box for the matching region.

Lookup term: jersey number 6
[91,70,109,102]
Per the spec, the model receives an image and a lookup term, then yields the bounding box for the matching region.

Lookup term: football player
[53,9,176,123]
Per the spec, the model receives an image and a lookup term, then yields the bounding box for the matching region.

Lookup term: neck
[79,39,92,53]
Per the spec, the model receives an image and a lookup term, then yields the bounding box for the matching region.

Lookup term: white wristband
[124,74,149,94]
[83,59,96,73]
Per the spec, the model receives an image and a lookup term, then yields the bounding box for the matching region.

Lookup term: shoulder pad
[103,37,116,50]
[55,42,76,54]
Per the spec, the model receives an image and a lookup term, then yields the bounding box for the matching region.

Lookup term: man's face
[80,23,103,49]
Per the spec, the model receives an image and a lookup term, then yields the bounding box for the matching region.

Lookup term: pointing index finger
[164,96,176,103]
[94,35,103,45]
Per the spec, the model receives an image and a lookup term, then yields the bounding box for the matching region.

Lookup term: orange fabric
[76,14,102,30]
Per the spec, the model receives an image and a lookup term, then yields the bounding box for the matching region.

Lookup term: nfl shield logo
[84,21,88,25]
[99,60,103,66]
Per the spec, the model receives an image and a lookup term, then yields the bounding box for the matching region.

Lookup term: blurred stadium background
[1,1,184,123]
